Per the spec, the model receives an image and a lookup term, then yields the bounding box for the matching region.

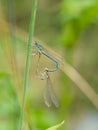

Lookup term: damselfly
[33,41,59,72]
[32,41,59,107]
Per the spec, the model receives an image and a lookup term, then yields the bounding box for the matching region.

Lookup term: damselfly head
[34,41,38,46]
[34,41,43,51]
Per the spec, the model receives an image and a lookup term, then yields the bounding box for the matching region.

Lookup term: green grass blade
[46,121,65,130]
[19,0,38,130]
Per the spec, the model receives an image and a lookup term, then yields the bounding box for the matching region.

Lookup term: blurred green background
[0,0,98,130]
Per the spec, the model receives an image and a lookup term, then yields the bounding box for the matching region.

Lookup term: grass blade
[19,0,38,130]
[46,120,65,130]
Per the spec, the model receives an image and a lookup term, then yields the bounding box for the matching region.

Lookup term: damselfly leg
[36,50,41,77]
[31,45,38,56]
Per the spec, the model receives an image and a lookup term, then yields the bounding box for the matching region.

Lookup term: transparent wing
[47,76,59,108]
[43,80,52,107]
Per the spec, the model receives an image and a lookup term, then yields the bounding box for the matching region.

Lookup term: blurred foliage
[0,0,98,130]
[0,72,20,130]
[60,0,98,47]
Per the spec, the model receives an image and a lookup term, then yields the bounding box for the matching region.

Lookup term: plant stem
[19,0,38,130]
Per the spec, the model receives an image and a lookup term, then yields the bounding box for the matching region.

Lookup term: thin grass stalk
[19,0,38,130]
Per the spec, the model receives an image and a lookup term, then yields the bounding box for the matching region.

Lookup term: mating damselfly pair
[32,41,59,107]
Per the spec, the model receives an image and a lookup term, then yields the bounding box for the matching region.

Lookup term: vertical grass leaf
[19,0,38,130]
